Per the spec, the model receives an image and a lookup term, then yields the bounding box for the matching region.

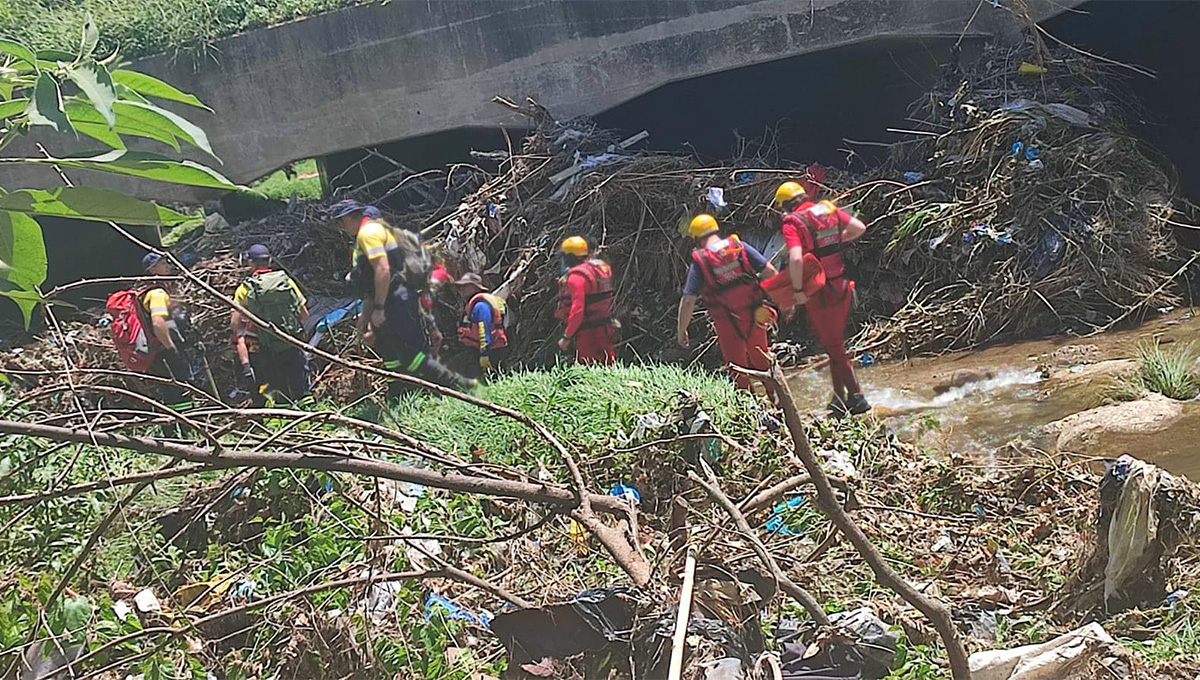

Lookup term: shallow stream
[786,310,1200,479]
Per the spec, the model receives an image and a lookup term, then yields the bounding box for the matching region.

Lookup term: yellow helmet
[773,181,807,206]
[688,214,719,238]
[561,236,589,257]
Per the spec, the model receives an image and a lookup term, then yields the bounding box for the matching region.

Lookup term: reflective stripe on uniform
[407,352,427,373]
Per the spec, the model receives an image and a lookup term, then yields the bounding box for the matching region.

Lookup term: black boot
[844,392,871,415]
[827,394,848,419]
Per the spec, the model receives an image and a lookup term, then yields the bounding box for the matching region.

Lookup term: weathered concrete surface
[2,0,1078,200]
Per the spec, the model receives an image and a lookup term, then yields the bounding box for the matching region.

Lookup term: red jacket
[559,259,615,337]
[782,200,852,279]
[690,235,761,312]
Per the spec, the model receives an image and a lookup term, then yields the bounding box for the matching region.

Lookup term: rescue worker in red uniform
[555,236,617,365]
[677,214,778,398]
[774,181,870,416]
[453,272,509,377]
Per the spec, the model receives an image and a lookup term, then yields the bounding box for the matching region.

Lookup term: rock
[1046,394,1184,453]
[1047,343,1102,366]
[932,368,997,394]
[1048,359,1138,387]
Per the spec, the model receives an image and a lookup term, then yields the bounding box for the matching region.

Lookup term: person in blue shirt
[453,273,510,377]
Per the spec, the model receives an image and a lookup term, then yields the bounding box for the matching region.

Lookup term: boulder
[1045,394,1183,453]
[1047,359,1138,387]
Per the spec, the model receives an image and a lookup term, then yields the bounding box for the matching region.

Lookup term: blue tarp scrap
[425,592,492,627]
[765,496,808,536]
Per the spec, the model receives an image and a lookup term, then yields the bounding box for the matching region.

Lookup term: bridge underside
[1,0,1077,201]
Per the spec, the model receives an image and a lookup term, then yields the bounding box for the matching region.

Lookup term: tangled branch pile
[845,44,1185,355]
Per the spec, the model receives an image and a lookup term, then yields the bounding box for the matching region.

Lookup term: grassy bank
[0,0,365,60]
[385,362,762,465]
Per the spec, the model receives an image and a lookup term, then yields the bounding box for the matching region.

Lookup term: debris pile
[848,45,1185,355]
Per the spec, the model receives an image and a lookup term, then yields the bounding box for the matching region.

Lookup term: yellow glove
[479,355,492,371]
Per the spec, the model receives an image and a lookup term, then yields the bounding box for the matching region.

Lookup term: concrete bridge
[4,0,1078,201]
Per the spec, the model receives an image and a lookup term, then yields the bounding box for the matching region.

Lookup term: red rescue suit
[782,200,860,397]
[558,258,616,365]
[692,235,772,396]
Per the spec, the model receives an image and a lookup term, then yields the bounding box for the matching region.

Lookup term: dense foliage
[0,0,365,61]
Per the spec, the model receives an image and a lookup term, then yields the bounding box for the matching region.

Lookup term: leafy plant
[1135,339,1199,400]
[0,22,243,324]
[252,158,323,201]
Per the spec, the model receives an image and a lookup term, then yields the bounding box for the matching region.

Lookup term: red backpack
[105,288,160,372]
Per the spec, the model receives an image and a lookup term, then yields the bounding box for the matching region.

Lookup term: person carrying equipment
[332,199,475,395]
[773,181,870,416]
[105,253,200,410]
[230,244,313,406]
[453,272,509,376]
[676,214,778,399]
[555,236,617,365]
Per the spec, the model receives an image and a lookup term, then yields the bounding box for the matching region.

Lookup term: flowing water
[785,310,1200,479]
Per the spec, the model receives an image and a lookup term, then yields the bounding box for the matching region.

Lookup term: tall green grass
[252,158,322,202]
[1104,339,1200,402]
[0,0,366,60]
[1136,339,1200,400]
[384,363,761,465]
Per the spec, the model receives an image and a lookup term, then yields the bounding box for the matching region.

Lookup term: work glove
[479,355,492,372]
[238,363,256,392]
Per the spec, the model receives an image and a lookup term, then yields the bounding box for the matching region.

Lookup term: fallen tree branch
[689,467,829,626]
[0,419,631,515]
[0,463,213,506]
[25,569,434,680]
[763,365,971,680]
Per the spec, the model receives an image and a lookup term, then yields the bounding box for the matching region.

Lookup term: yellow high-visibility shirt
[353,219,397,266]
[142,288,171,319]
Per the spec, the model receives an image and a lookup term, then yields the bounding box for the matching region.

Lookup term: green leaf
[62,595,92,632]
[0,98,28,120]
[110,70,211,111]
[35,49,76,63]
[0,210,45,329]
[115,83,150,105]
[0,39,37,71]
[0,282,41,328]
[0,187,192,226]
[71,119,125,150]
[67,61,116,127]
[116,101,214,157]
[0,210,47,288]
[5,151,245,190]
[67,99,171,149]
[24,73,72,134]
[80,16,99,60]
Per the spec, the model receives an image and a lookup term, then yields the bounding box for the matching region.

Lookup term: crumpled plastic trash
[969,622,1119,680]
[706,187,728,209]
[765,496,808,536]
[609,482,641,505]
[1104,455,1161,606]
[817,448,858,479]
[903,171,924,183]
[425,592,493,627]
[830,607,899,673]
